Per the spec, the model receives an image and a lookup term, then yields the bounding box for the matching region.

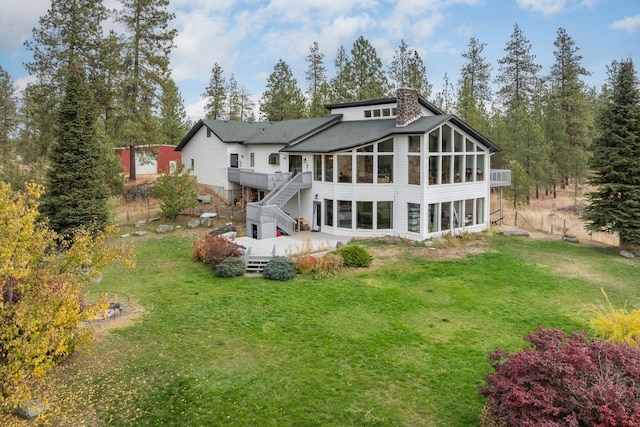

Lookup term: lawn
[8,232,639,426]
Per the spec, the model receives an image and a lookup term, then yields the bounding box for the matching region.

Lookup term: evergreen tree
[329,45,351,102]
[202,62,227,119]
[348,36,391,100]
[237,87,256,122]
[227,74,240,121]
[117,0,177,180]
[160,79,190,144]
[259,59,306,121]
[456,37,492,132]
[388,40,431,97]
[433,73,456,113]
[583,59,640,248]
[40,62,110,236]
[549,27,593,199]
[17,78,59,163]
[306,41,327,117]
[0,66,17,152]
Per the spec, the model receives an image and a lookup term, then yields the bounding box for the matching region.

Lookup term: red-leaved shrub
[191,234,243,268]
[479,327,640,427]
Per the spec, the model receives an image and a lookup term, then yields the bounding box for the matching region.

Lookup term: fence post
[515,211,518,227]
[563,219,566,235]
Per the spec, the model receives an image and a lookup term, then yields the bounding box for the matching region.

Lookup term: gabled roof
[175,115,341,151]
[282,115,452,153]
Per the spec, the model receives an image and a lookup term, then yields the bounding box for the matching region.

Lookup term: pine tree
[456,37,492,132]
[117,0,177,180]
[433,73,456,113]
[583,59,640,248]
[0,66,17,152]
[306,41,327,117]
[348,36,391,100]
[227,74,240,121]
[40,62,110,236]
[549,27,593,200]
[388,40,431,97]
[202,63,227,120]
[259,59,306,121]
[329,45,351,102]
[237,87,256,121]
[160,79,190,145]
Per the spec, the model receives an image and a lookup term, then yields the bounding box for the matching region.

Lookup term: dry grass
[491,186,619,247]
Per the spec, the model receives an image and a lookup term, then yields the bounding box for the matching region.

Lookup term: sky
[0,0,639,122]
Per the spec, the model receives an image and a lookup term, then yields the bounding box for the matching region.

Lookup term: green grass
[18,234,640,426]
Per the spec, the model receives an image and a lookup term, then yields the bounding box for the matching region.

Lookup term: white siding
[328,102,436,121]
[181,126,228,189]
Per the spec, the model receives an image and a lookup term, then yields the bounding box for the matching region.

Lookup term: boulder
[17,399,44,419]
[619,250,635,259]
[156,224,175,234]
[200,217,213,227]
[562,234,580,243]
[133,230,147,237]
[210,223,237,235]
[187,218,201,229]
[501,229,530,237]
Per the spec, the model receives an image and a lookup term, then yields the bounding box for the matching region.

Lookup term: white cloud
[0,1,48,52]
[516,0,567,17]
[611,15,640,33]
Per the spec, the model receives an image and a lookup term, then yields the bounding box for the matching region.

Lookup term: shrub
[479,327,640,427]
[192,234,243,269]
[333,244,372,268]
[262,256,296,281]
[314,253,343,276]
[215,257,245,278]
[590,288,640,347]
[295,255,317,275]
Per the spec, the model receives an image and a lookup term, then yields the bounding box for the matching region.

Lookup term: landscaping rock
[133,230,147,237]
[501,229,530,237]
[210,223,237,235]
[156,224,175,234]
[187,218,200,229]
[200,217,213,227]
[16,399,44,419]
[562,234,580,243]
[619,250,635,259]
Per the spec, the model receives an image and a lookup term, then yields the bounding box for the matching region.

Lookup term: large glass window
[314,155,322,181]
[454,155,464,183]
[441,156,451,184]
[338,201,352,228]
[476,154,485,181]
[377,201,393,229]
[465,155,474,181]
[429,129,439,152]
[338,155,352,183]
[442,125,452,152]
[453,200,463,228]
[428,203,439,233]
[428,156,439,185]
[378,138,393,152]
[378,155,393,183]
[357,202,373,229]
[476,198,485,225]
[408,156,421,185]
[408,203,420,233]
[325,199,334,226]
[357,154,374,183]
[454,130,464,152]
[408,135,421,153]
[464,199,474,226]
[324,155,333,182]
[441,202,451,231]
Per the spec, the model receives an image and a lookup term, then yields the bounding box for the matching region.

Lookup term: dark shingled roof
[283,115,452,153]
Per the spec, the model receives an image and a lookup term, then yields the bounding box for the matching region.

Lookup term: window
[338,201,352,228]
[408,203,420,233]
[476,154,485,180]
[408,135,421,152]
[464,199,474,226]
[378,138,393,152]
[364,110,372,118]
[441,202,451,230]
[454,130,464,152]
[476,198,485,225]
[429,156,439,185]
[428,203,439,233]
[338,155,352,183]
[190,159,194,170]
[378,155,393,183]
[453,200,463,228]
[429,129,439,152]
[382,108,391,117]
[465,155,474,181]
[324,155,333,182]
[442,124,452,152]
[441,156,451,184]
[314,155,322,181]
[454,155,464,183]
[357,201,373,229]
[373,109,381,117]
[268,153,279,165]
[325,199,334,227]
[206,128,211,137]
[230,153,239,168]
[357,154,373,183]
[377,201,393,229]
[250,153,255,167]
[408,156,420,185]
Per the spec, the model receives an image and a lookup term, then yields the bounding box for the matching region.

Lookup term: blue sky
[1,0,639,121]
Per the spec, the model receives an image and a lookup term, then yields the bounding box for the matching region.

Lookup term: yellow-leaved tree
[0,182,135,410]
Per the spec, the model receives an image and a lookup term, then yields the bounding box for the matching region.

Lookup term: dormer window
[363,108,396,119]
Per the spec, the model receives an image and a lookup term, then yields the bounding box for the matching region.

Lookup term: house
[115,144,182,176]
[176,88,510,241]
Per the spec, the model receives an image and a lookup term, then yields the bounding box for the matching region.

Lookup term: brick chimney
[396,87,422,127]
